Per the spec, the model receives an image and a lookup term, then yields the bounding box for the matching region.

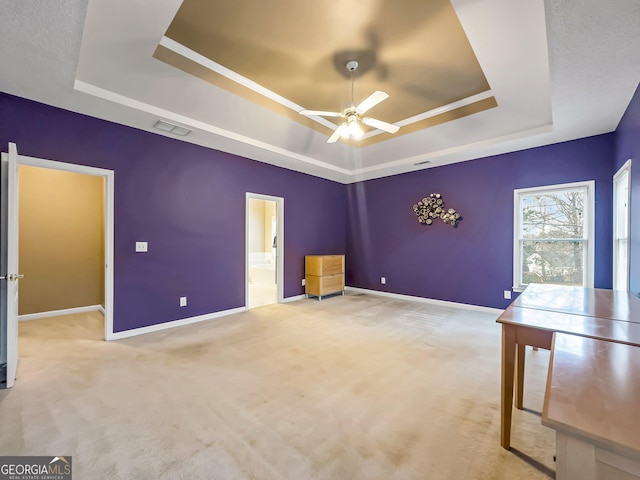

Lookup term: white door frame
[17,154,115,340]
[245,193,284,308]
[613,159,632,291]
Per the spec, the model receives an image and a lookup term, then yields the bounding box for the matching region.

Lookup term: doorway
[15,154,114,339]
[613,159,631,291]
[2,146,114,388]
[246,193,284,309]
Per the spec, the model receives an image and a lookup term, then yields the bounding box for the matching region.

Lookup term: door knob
[8,274,24,281]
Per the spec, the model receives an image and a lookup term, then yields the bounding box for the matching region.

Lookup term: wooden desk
[497,284,640,449]
[542,333,640,479]
[512,283,640,323]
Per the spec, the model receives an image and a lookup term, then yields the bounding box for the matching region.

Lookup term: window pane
[515,182,593,289]
[521,190,585,239]
[521,240,584,286]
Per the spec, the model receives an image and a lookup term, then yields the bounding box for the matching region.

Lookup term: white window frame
[613,160,631,291]
[513,180,595,292]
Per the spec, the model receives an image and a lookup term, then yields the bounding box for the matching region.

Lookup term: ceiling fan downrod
[347,61,358,107]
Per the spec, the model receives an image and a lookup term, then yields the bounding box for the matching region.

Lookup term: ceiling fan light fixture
[349,124,364,139]
[347,116,364,139]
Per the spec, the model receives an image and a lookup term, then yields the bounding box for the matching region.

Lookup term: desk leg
[501,325,516,449]
[515,344,525,410]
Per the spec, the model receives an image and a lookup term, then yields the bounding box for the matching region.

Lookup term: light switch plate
[135,242,148,252]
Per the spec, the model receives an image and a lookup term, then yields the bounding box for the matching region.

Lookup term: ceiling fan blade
[356,91,389,114]
[362,117,400,134]
[299,109,342,118]
[327,124,348,143]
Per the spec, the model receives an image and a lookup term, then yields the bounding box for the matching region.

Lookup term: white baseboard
[19,304,104,321]
[109,295,307,341]
[107,306,246,341]
[345,287,503,316]
[281,294,305,303]
[108,289,496,341]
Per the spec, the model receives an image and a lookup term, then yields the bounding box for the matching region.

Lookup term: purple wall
[0,93,346,332]
[347,135,616,309]
[615,84,640,296]
[3,87,633,321]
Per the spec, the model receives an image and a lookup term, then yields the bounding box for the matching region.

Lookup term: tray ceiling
[1,0,638,183]
[154,0,496,146]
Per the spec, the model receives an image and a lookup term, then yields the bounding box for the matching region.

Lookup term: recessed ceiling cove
[154,0,497,146]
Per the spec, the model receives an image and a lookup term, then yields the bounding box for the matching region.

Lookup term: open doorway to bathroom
[246,193,284,309]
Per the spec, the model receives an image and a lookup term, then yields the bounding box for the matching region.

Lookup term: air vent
[153,120,192,137]
[414,160,431,166]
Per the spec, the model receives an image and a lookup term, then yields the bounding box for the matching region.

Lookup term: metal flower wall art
[413,193,462,227]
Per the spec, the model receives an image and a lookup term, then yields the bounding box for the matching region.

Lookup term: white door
[1,142,20,387]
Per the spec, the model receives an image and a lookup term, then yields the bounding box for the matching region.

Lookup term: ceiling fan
[299,60,400,144]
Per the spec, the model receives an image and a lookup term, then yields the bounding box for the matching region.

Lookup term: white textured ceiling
[1,0,639,183]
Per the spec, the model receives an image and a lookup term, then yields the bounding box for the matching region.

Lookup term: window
[513,181,594,291]
[613,160,631,291]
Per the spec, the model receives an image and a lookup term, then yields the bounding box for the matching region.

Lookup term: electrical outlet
[180,296,187,307]
[504,290,512,300]
[135,241,148,252]
[381,277,386,285]
[301,278,306,286]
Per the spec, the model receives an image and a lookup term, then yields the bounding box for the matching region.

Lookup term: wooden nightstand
[305,255,345,300]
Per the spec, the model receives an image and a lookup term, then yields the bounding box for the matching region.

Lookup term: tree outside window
[514,182,594,290]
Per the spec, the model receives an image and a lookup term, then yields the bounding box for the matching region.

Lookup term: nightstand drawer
[305,255,344,276]
[305,274,344,297]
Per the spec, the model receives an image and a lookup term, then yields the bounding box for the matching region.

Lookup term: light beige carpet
[0,293,555,479]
